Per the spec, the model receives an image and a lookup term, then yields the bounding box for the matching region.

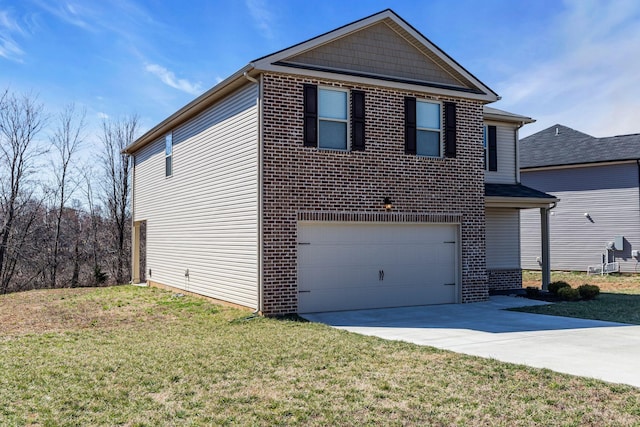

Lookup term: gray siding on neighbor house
[484,123,517,184]
[485,208,521,269]
[133,83,260,309]
[521,162,640,272]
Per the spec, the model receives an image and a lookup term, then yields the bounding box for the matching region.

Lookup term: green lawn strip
[510,293,640,325]
[1,287,639,426]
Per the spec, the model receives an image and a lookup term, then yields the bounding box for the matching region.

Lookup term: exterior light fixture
[383,197,393,211]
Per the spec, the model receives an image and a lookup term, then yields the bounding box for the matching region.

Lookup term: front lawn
[1,286,639,426]
[517,271,640,324]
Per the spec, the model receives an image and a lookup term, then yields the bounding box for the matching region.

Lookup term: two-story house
[124,10,556,315]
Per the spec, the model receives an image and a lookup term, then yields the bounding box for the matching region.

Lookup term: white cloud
[245,0,274,39]
[496,0,640,138]
[0,10,25,62]
[32,0,91,30]
[145,63,203,96]
[97,112,109,120]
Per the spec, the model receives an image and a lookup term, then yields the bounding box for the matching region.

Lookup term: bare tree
[99,115,138,284]
[48,103,86,288]
[0,90,47,294]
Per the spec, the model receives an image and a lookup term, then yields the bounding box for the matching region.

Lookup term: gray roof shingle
[520,124,640,169]
[485,183,556,200]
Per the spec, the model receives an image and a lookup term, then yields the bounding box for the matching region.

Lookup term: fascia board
[485,196,559,209]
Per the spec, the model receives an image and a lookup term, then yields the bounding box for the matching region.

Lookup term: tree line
[0,89,137,294]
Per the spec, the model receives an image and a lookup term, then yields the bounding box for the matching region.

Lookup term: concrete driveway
[303,296,640,388]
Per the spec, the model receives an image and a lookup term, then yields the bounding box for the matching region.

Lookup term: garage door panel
[298,222,459,313]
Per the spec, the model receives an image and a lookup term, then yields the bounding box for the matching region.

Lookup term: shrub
[548,281,571,295]
[557,286,580,301]
[578,284,600,300]
[525,287,540,298]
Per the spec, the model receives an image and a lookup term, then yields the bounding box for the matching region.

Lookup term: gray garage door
[297,222,459,313]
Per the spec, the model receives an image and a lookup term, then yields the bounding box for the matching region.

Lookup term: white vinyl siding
[520,163,640,273]
[484,123,516,184]
[133,83,260,309]
[485,208,521,269]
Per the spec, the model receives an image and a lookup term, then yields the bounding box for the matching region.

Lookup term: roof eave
[483,112,535,125]
[485,195,559,209]
[123,64,256,155]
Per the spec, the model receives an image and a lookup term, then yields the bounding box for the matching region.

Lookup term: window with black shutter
[351,90,365,151]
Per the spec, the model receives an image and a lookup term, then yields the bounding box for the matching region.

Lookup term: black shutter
[404,97,416,155]
[303,84,317,147]
[488,125,497,171]
[444,102,457,158]
[351,90,365,151]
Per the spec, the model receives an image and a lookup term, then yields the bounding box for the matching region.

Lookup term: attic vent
[555,127,559,136]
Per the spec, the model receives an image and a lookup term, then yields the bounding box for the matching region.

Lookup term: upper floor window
[318,88,348,150]
[303,84,365,151]
[485,125,497,171]
[165,132,173,177]
[405,97,455,157]
[416,100,441,157]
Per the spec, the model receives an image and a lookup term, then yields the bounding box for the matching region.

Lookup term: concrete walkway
[303,296,640,388]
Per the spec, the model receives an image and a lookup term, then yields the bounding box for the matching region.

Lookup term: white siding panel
[521,164,640,273]
[485,124,517,184]
[485,208,521,269]
[133,83,259,309]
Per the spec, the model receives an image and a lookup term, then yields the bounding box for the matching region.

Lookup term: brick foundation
[487,269,523,290]
[260,73,488,315]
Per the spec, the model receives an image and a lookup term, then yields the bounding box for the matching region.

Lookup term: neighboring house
[124,9,556,315]
[520,124,640,273]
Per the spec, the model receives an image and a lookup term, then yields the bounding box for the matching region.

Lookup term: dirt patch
[0,287,171,336]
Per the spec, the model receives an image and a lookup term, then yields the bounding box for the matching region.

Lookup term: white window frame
[318,87,349,151]
[165,132,173,177]
[416,99,442,158]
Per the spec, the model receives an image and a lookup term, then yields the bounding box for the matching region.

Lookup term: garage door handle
[299,290,311,293]
[379,270,384,281]
[444,283,456,286]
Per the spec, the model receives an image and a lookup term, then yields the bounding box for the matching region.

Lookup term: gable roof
[254,9,498,101]
[520,124,640,169]
[124,9,498,155]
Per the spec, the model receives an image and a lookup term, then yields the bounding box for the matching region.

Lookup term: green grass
[518,271,640,324]
[511,293,640,325]
[1,286,640,426]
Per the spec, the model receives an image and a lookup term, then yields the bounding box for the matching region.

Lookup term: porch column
[540,207,550,290]
[132,221,141,284]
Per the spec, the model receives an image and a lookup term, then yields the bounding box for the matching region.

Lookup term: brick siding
[261,73,488,315]
[487,269,523,291]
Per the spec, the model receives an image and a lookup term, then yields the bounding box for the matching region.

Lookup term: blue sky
[1,0,639,140]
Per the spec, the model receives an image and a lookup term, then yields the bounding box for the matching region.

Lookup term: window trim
[165,132,173,178]
[415,99,443,158]
[317,86,350,151]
